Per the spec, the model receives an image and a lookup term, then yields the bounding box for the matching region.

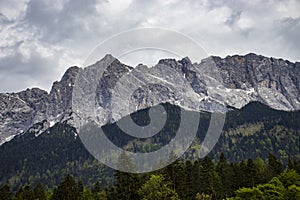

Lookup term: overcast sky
[0,0,299,92]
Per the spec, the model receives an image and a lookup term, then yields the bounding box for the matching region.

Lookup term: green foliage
[0,102,300,199]
[0,123,114,191]
[0,184,12,200]
[1,154,300,199]
[257,177,286,199]
[278,169,300,188]
[234,187,263,199]
[216,153,234,197]
[267,153,283,178]
[195,192,212,200]
[114,152,141,200]
[232,169,300,199]
[33,182,46,200]
[1,102,300,191]
[51,174,83,200]
[15,185,35,200]
[138,174,180,200]
[286,185,300,200]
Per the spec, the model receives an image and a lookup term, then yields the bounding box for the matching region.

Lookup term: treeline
[0,123,114,191]
[1,102,300,190]
[1,153,300,200]
[102,102,300,163]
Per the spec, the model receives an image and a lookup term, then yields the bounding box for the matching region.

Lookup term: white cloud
[0,0,29,21]
[237,13,254,30]
[0,0,299,92]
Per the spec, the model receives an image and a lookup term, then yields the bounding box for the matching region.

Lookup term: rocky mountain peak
[179,56,192,65]
[100,53,115,62]
[158,58,180,69]
[0,53,300,145]
[60,66,80,83]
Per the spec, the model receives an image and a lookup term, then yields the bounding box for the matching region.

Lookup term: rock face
[211,54,300,110]
[1,53,300,144]
[0,67,80,144]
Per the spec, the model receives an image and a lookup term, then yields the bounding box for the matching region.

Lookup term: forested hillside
[0,102,300,192]
[1,153,300,199]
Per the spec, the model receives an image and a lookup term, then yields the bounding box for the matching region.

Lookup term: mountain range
[1,53,300,189]
[0,53,299,145]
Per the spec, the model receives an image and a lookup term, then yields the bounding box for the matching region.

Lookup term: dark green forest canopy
[1,154,300,200]
[0,101,300,193]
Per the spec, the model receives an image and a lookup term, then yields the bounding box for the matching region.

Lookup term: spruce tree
[164,158,186,198]
[198,156,222,199]
[33,182,46,200]
[216,153,234,198]
[52,174,82,200]
[184,160,194,199]
[115,151,140,200]
[138,174,180,200]
[267,153,283,179]
[0,184,12,200]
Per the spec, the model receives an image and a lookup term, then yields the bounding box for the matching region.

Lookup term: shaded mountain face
[1,102,299,190]
[0,53,300,144]
[0,67,80,144]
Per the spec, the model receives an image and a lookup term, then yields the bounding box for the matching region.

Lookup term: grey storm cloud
[0,0,299,92]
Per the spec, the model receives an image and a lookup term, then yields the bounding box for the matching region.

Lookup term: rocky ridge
[0,53,299,144]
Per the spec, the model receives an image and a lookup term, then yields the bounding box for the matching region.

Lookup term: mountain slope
[1,53,299,145]
[1,102,299,190]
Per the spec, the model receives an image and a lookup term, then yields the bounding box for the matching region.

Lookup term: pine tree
[288,157,295,170]
[138,174,180,200]
[164,158,186,198]
[115,151,140,200]
[115,170,140,200]
[15,186,25,200]
[0,184,12,200]
[246,158,259,187]
[253,157,267,184]
[267,153,283,179]
[92,181,102,199]
[52,174,82,200]
[278,169,300,188]
[184,160,194,200]
[33,182,46,200]
[216,153,234,198]
[22,185,35,200]
[237,160,248,187]
[198,156,223,199]
[105,186,118,200]
[77,180,84,200]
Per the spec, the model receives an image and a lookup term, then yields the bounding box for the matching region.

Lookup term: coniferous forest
[1,102,300,199]
[1,0,300,198]
[1,153,300,199]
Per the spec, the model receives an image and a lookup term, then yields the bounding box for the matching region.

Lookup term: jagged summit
[100,53,115,62]
[0,53,299,145]
[60,66,80,82]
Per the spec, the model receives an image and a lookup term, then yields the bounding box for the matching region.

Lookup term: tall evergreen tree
[33,182,46,200]
[18,185,35,200]
[267,153,283,179]
[253,157,267,184]
[216,153,234,198]
[92,180,107,200]
[52,174,82,200]
[164,158,186,198]
[198,156,223,199]
[184,160,194,200]
[138,174,180,200]
[115,151,140,200]
[237,160,249,187]
[246,158,259,187]
[0,184,12,200]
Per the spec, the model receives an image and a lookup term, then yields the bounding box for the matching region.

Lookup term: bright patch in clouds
[0,0,299,92]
